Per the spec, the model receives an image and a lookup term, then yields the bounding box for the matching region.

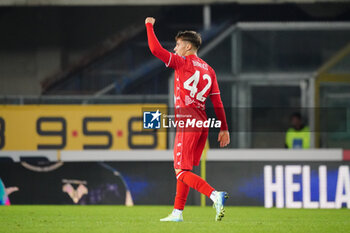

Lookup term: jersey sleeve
[166,53,186,69]
[208,69,228,131]
[208,69,220,96]
[210,94,228,131]
[146,23,185,69]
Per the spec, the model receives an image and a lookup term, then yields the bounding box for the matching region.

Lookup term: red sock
[174,180,190,210]
[177,171,215,198]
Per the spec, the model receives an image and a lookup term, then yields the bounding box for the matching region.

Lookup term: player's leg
[173,129,190,211]
[160,131,188,222]
[161,129,208,222]
[174,179,190,211]
[160,179,189,222]
[175,169,228,221]
[175,130,229,221]
[175,129,214,197]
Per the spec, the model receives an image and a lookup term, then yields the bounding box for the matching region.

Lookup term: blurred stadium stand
[1,0,349,5]
[1,1,350,149]
[40,18,231,95]
[1,1,350,208]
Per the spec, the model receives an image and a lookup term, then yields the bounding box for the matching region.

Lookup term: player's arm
[209,69,230,147]
[210,94,230,147]
[145,17,185,69]
[145,17,172,65]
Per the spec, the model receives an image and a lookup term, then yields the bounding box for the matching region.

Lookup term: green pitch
[1,206,349,233]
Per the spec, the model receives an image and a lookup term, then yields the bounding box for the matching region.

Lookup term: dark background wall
[1,3,350,95]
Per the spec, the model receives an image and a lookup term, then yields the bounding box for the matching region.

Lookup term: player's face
[174,39,190,56]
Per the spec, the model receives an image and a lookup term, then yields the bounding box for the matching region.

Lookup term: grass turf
[0,206,349,233]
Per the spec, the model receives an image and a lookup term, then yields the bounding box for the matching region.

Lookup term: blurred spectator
[285,112,310,149]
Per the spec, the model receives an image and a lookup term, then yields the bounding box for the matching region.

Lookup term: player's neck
[184,50,197,57]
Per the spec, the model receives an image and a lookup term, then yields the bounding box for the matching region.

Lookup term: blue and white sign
[143,110,161,129]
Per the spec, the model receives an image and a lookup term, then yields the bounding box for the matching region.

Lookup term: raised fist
[145,17,155,25]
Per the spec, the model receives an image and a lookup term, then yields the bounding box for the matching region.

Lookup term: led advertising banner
[1,160,349,207]
[206,162,350,208]
[0,162,183,205]
[0,105,167,150]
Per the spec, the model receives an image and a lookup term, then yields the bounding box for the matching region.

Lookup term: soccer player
[145,17,230,222]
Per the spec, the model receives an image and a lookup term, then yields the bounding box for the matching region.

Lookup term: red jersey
[169,54,220,122]
[146,23,228,130]
[169,54,220,109]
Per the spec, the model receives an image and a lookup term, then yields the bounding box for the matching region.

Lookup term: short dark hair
[175,31,202,50]
[291,112,302,120]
